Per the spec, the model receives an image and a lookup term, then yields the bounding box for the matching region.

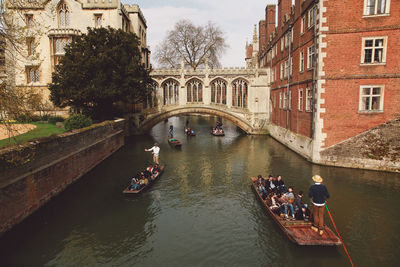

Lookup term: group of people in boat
[129,164,161,191]
[256,174,310,221]
[211,120,224,134]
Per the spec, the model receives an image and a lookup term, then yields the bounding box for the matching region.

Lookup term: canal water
[1,115,399,266]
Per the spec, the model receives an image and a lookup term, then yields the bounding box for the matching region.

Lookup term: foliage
[49,27,154,121]
[0,122,65,148]
[154,20,228,70]
[48,116,64,125]
[64,114,92,131]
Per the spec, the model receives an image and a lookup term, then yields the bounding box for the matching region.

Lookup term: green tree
[49,27,153,121]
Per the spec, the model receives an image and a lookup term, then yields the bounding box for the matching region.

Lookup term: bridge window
[232,79,248,108]
[162,79,179,105]
[211,79,227,105]
[186,79,203,103]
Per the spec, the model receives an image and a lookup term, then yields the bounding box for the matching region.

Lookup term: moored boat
[250,177,341,246]
[168,138,182,147]
[185,128,196,136]
[123,166,165,194]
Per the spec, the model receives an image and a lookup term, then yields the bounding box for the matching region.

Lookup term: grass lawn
[0,122,66,148]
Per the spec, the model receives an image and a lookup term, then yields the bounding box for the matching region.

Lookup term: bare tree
[155,20,228,70]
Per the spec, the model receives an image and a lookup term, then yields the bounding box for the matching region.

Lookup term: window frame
[26,66,40,83]
[308,6,317,29]
[359,85,384,112]
[94,14,102,28]
[306,87,313,112]
[25,14,34,26]
[307,44,315,70]
[298,89,303,111]
[363,0,390,16]
[300,15,306,35]
[360,36,387,65]
[299,50,304,73]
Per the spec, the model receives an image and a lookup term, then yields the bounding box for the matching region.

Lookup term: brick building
[257,0,400,165]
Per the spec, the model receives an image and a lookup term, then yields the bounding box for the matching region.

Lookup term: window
[361,37,387,64]
[279,92,282,109]
[162,79,179,105]
[25,14,34,26]
[187,79,203,103]
[283,91,288,109]
[280,62,283,80]
[288,90,292,110]
[281,38,284,52]
[308,6,317,28]
[95,14,102,28]
[284,60,288,79]
[299,50,304,72]
[27,38,35,56]
[27,67,39,83]
[272,45,275,59]
[298,89,303,111]
[211,79,227,105]
[359,85,384,112]
[232,79,248,108]
[307,45,315,69]
[306,87,313,112]
[285,33,289,48]
[290,57,293,77]
[58,3,70,28]
[364,0,389,16]
[300,16,305,34]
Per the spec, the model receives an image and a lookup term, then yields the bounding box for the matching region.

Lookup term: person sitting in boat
[280,187,296,220]
[191,129,195,135]
[293,191,309,220]
[130,177,140,190]
[269,193,281,214]
[275,175,287,193]
[269,176,278,194]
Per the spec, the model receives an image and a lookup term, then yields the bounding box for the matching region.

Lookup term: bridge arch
[136,106,254,134]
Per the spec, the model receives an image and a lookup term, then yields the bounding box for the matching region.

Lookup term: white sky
[123,0,277,68]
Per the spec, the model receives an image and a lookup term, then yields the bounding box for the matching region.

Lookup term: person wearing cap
[145,143,160,164]
[308,175,330,235]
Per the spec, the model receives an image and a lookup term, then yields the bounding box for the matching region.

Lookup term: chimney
[265,5,276,42]
[278,0,291,28]
[259,20,267,52]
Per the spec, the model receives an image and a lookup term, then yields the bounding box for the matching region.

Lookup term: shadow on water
[0,115,399,266]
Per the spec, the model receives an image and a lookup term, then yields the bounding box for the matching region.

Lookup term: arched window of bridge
[162,79,179,105]
[232,79,248,108]
[211,79,227,105]
[186,79,203,103]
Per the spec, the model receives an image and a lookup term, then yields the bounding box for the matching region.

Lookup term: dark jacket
[308,184,330,205]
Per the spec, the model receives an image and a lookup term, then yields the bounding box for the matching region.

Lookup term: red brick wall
[321,0,400,147]
[0,120,125,234]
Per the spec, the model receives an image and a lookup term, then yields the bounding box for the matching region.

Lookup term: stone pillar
[227,82,233,108]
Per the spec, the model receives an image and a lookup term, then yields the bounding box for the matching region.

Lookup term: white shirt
[148,146,160,156]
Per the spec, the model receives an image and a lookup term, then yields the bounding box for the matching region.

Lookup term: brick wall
[0,119,125,235]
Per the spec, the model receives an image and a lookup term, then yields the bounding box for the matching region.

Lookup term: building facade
[257,0,399,168]
[5,0,150,106]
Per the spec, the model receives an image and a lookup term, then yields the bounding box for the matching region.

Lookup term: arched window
[186,79,203,103]
[162,79,179,105]
[232,79,248,108]
[211,79,227,105]
[58,3,70,28]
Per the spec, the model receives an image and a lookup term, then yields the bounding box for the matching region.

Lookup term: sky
[123,0,277,68]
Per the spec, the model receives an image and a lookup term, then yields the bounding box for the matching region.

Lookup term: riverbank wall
[268,119,400,173]
[0,119,125,235]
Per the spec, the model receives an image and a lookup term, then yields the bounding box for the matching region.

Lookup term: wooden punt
[168,138,182,147]
[123,166,165,194]
[251,177,341,246]
[211,128,225,136]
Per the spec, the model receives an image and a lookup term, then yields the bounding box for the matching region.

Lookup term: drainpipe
[311,0,318,140]
[286,24,293,130]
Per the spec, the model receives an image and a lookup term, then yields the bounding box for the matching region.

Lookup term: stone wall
[319,119,400,172]
[0,119,125,235]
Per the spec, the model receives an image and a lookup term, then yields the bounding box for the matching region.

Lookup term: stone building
[257,0,400,170]
[5,0,150,106]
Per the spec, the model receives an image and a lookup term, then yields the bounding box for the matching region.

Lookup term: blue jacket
[308,184,330,205]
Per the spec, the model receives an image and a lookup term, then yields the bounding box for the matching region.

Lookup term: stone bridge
[130,65,270,134]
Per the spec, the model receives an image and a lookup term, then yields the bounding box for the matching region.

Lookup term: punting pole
[325,203,355,267]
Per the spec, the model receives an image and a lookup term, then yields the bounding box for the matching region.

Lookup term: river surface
[1,115,399,266]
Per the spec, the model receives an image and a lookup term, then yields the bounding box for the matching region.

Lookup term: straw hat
[312,175,323,183]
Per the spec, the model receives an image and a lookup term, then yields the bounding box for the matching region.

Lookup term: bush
[15,113,40,123]
[64,114,92,131]
[48,116,65,125]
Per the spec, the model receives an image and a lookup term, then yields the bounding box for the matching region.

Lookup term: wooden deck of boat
[251,177,341,246]
[168,138,182,147]
[123,166,165,194]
